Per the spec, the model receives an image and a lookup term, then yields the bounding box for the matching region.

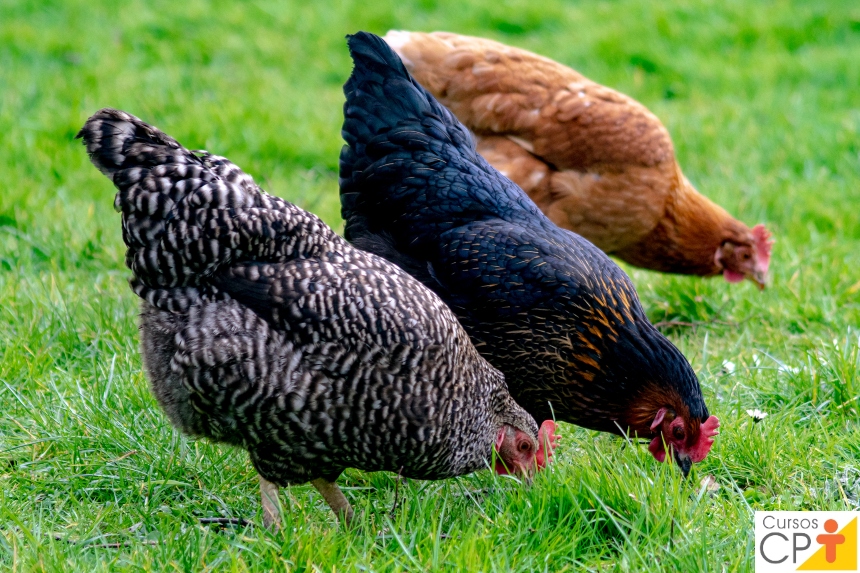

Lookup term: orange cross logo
[798,517,857,571]
[818,520,848,564]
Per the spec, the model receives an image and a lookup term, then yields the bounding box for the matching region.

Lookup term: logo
[756,512,858,572]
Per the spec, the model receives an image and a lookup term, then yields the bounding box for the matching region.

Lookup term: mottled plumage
[78,108,554,526]
[340,32,718,475]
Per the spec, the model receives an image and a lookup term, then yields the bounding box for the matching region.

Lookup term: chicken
[77,108,558,527]
[383,31,773,288]
[340,32,719,476]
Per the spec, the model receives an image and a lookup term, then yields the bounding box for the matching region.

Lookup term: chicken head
[494,420,560,478]
[647,407,720,476]
[715,224,773,289]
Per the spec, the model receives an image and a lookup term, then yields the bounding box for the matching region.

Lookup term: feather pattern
[78,108,540,493]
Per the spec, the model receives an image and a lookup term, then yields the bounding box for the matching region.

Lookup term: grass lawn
[1,0,859,570]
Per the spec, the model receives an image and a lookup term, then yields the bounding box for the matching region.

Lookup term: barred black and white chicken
[77,109,558,527]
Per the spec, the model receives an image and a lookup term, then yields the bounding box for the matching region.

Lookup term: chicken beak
[673,450,692,478]
[511,460,536,485]
[521,464,536,486]
[747,270,767,290]
[750,270,767,290]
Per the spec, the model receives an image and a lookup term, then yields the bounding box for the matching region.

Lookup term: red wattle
[723,269,745,283]
[648,436,667,462]
[494,458,509,475]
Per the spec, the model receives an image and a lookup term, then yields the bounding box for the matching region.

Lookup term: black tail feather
[340,32,541,260]
[341,32,466,150]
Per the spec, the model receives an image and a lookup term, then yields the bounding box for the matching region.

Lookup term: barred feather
[78,108,538,486]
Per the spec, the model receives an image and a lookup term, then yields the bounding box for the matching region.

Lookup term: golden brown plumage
[385,30,773,287]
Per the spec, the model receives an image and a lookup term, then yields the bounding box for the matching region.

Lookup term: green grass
[1,0,859,570]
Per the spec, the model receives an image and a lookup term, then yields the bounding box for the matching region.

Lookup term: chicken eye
[672,426,685,440]
[741,252,751,261]
[518,442,532,453]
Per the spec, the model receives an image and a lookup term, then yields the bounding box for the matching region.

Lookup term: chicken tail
[78,108,336,311]
[340,31,470,174]
[340,32,545,257]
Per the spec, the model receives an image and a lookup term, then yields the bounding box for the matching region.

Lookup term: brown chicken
[384,31,773,288]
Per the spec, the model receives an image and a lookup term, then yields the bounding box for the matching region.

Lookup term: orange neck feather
[614,164,752,276]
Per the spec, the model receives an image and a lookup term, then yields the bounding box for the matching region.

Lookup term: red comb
[688,415,720,463]
[535,420,560,469]
[751,224,773,273]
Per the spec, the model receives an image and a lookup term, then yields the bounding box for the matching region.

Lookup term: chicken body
[340,33,718,475]
[384,31,772,287]
[78,108,552,526]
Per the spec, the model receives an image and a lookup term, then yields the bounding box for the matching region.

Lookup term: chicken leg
[260,475,281,530]
[311,477,354,526]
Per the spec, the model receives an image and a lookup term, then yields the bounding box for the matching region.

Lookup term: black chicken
[78,109,558,527]
[339,32,719,476]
